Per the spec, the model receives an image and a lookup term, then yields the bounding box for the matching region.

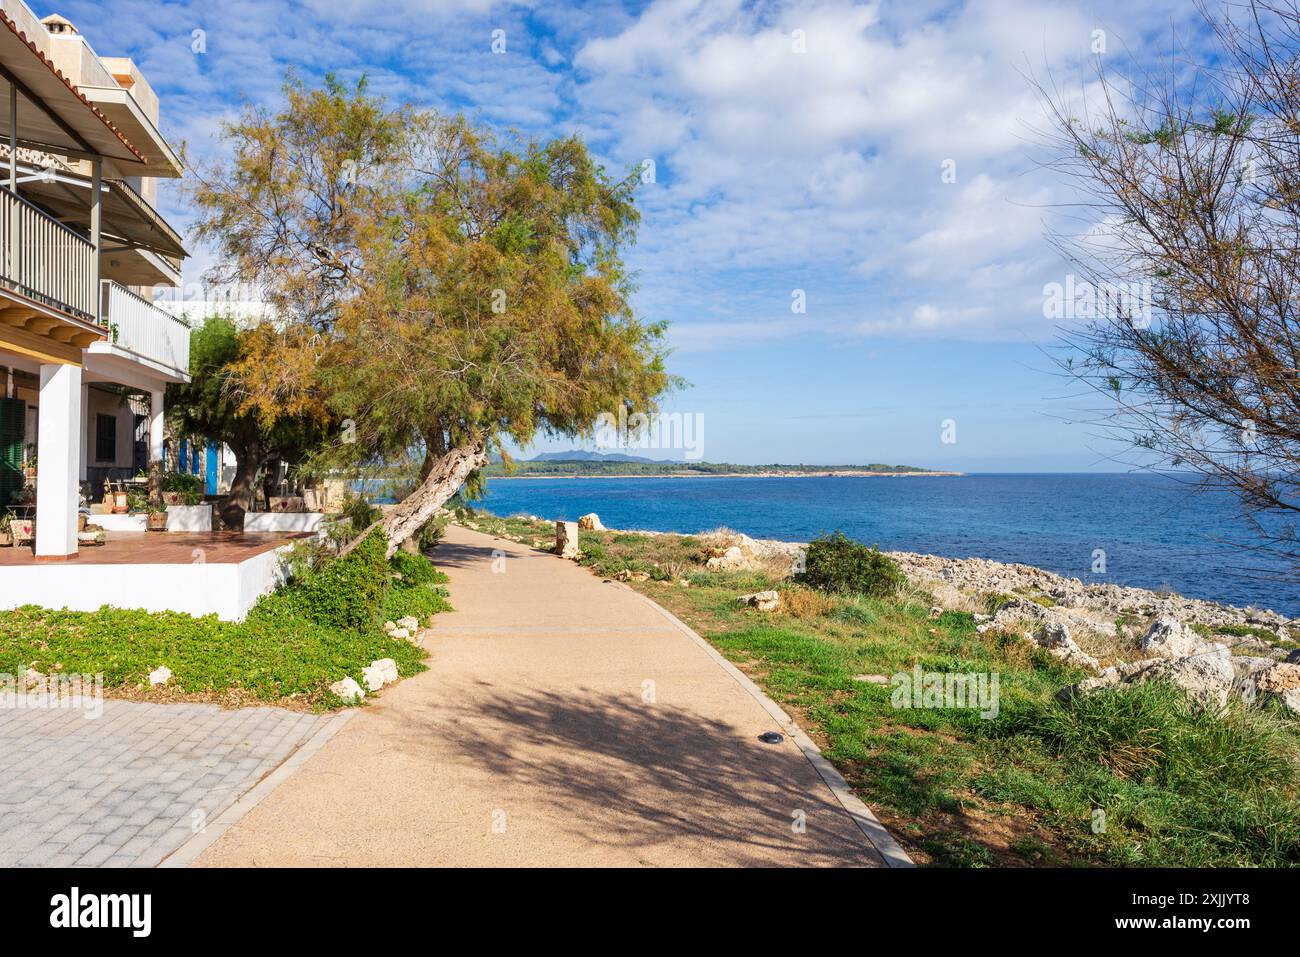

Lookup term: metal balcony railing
[101,280,190,374]
[0,184,96,322]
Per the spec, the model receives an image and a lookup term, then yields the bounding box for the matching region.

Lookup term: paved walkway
[0,703,334,867]
[197,524,904,867]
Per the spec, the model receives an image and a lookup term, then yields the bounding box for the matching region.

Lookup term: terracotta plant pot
[146,511,169,532]
[112,491,129,514]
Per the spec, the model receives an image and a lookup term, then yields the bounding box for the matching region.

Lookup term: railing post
[8,84,15,193]
[91,157,102,325]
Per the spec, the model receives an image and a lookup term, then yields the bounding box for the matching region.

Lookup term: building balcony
[0,181,103,364]
[90,279,190,383]
[0,182,188,381]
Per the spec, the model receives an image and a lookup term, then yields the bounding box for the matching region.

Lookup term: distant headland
[484,451,962,479]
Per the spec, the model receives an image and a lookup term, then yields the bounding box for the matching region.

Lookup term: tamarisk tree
[1041,0,1300,568]
[189,77,673,554]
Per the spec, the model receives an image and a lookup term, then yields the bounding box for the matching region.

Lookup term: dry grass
[779,585,837,619]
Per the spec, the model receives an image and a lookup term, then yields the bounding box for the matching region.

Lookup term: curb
[621,583,915,868]
[158,710,355,868]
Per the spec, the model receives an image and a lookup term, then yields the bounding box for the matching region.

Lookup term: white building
[0,4,188,557]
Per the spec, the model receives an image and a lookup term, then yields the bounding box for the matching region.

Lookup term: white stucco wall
[0,544,293,621]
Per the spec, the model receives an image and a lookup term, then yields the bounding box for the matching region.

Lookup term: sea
[475,473,1299,617]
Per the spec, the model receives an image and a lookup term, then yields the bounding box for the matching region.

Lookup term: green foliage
[414,513,447,551]
[166,315,337,512]
[266,529,389,632]
[800,531,906,598]
[125,487,150,513]
[192,77,676,487]
[389,549,443,586]
[382,551,451,622]
[1004,682,1299,791]
[382,577,451,624]
[160,471,204,505]
[340,493,380,535]
[0,601,426,708]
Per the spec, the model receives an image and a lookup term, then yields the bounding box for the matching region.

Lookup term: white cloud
[53,0,1208,347]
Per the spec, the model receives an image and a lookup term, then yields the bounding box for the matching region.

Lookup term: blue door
[206,441,219,495]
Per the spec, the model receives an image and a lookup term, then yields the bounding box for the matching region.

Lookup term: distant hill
[481,452,956,478]
[527,450,671,464]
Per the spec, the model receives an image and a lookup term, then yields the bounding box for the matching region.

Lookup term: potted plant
[160,471,204,506]
[111,481,130,514]
[160,471,212,531]
[126,487,150,514]
[0,511,13,547]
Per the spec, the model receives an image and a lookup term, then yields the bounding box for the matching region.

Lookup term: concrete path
[0,702,335,867]
[197,524,903,867]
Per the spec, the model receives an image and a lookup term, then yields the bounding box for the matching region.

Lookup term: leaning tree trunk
[341,438,488,558]
[221,440,265,530]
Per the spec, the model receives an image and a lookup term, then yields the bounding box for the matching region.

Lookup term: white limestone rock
[362,658,399,692]
[737,590,781,612]
[330,677,365,702]
[1139,618,1225,659]
[1059,647,1235,712]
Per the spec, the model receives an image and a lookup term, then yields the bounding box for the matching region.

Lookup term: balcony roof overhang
[13,162,187,260]
[77,85,181,178]
[0,10,147,173]
[84,341,190,386]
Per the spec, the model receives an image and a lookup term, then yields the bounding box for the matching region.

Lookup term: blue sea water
[477,474,1299,616]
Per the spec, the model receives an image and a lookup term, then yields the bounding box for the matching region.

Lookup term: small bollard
[554,520,580,559]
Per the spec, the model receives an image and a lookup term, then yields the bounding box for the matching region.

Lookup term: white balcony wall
[102,280,190,375]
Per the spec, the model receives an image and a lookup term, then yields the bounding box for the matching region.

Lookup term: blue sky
[44,0,1212,470]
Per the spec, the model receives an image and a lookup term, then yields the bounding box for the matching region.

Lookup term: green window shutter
[0,397,23,508]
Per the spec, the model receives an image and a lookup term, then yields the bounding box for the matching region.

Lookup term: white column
[35,363,82,559]
[149,388,164,464]
[78,383,89,480]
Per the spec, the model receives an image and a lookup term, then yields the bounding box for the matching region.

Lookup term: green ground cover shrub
[800,531,906,598]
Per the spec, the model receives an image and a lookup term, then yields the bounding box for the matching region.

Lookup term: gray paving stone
[0,700,331,868]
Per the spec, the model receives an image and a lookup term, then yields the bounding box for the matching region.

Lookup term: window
[95,413,116,463]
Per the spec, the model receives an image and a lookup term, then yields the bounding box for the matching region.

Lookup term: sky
[42,0,1217,470]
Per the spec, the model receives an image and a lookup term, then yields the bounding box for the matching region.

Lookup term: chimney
[40,14,79,36]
